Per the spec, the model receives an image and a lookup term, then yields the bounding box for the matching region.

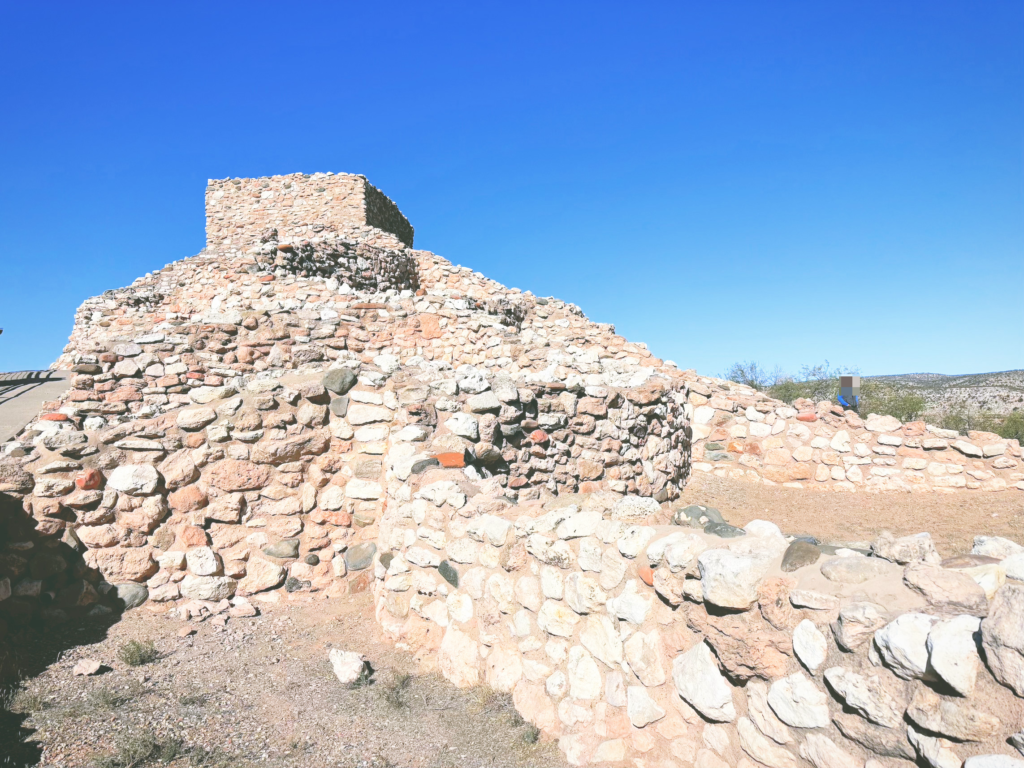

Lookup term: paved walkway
[0,370,72,444]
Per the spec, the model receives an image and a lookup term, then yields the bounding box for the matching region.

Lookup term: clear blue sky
[2,2,1021,377]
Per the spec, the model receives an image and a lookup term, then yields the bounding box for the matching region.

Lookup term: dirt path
[678,471,1024,555]
[2,592,566,768]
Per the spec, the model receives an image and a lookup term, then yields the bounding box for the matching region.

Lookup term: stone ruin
[1,172,1023,768]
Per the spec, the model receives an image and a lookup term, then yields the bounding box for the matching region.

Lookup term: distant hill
[866,369,1024,415]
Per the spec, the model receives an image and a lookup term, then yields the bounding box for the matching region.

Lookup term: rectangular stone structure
[205,172,414,253]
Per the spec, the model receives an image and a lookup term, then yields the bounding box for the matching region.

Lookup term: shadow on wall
[0,491,125,766]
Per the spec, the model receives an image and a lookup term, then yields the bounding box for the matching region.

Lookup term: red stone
[418,314,443,340]
[177,525,209,548]
[349,571,373,593]
[106,387,143,403]
[434,452,466,468]
[352,303,386,310]
[258,275,275,283]
[796,413,818,422]
[75,469,103,491]
[637,565,655,586]
[186,372,203,380]
[726,441,745,453]
[168,484,207,513]
[529,430,549,445]
[39,413,68,422]
[310,508,352,527]
[508,476,530,489]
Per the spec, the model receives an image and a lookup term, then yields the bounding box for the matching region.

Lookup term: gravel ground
[678,471,1024,555]
[1,592,566,768]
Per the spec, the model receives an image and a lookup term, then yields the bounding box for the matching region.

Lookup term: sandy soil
[2,592,566,768]
[678,472,1024,556]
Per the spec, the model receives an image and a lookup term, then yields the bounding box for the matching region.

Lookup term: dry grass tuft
[378,671,413,710]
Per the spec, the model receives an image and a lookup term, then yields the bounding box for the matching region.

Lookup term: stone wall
[685,376,1023,493]
[374,473,1024,768]
[3,173,1023,767]
[205,172,414,253]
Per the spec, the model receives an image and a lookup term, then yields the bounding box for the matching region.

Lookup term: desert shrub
[764,361,856,405]
[92,734,209,768]
[859,380,927,423]
[998,410,1024,441]
[722,361,786,391]
[9,690,47,713]
[520,724,541,744]
[935,406,1005,435]
[70,687,120,716]
[91,733,159,768]
[117,640,159,667]
[378,672,412,710]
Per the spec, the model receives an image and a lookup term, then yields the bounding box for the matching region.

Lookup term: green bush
[935,406,1007,436]
[859,380,927,423]
[721,361,786,392]
[998,410,1024,442]
[117,640,159,667]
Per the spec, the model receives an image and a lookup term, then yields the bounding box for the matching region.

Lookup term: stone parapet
[686,376,1023,493]
[205,172,414,254]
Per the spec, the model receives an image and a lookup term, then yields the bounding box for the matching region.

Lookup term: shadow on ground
[1,490,123,766]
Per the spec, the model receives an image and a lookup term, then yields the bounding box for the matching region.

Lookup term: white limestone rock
[329,649,369,686]
[981,583,1024,696]
[564,572,607,615]
[793,619,828,674]
[580,614,623,667]
[672,641,735,722]
[767,672,830,729]
[800,733,861,768]
[107,464,160,495]
[537,600,580,638]
[927,614,982,696]
[736,716,798,768]
[874,612,939,680]
[606,579,652,625]
[624,629,666,687]
[610,495,660,523]
[627,685,666,727]
[698,549,772,610]
[567,646,602,700]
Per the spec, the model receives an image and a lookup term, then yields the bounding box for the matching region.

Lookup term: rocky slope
[869,370,1024,416]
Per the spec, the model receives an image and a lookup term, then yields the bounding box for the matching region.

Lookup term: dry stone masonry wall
[1,173,1022,768]
[685,379,1023,493]
[205,171,414,252]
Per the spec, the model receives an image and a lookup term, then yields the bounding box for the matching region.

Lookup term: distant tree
[723,361,786,391]
[767,379,804,404]
[859,380,927,422]
[998,410,1024,442]
[766,361,855,405]
[935,404,1003,435]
